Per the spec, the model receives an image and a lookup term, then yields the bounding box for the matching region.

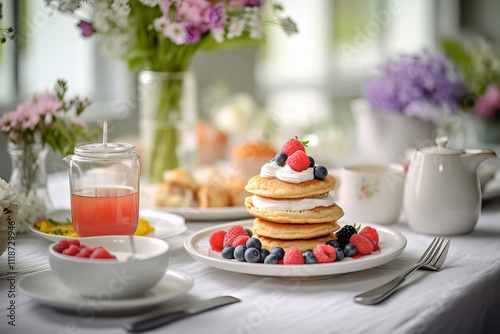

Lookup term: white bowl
[49,236,169,299]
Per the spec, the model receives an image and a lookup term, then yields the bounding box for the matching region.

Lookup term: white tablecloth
[1,174,500,334]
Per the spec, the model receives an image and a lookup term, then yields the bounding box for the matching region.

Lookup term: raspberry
[278,260,284,265]
[209,230,227,252]
[281,137,307,157]
[232,235,250,247]
[90,247,116,259]
[350,234,374,255]
[223,225,247,248]
[54,239,70,253]
[359,226,379,244]
[313,244,336,263]
[287,151,310,172]
[62,244,80,256]
[283,247,304,265]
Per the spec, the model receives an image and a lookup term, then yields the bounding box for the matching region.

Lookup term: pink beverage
[71,186,139,237]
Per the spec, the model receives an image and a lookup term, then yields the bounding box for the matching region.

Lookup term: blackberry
[335,224,358,248]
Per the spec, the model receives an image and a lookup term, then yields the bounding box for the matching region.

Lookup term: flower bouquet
[0,80,97,229]
[442,38,500,144]
[46,0,296,183]
[353,51,465,163]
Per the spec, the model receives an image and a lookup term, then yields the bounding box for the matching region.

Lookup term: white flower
[94,2,111,32]
[100,34,128,58]
[164,20,186,45]
[211,28,225,43]
[111,0,131,17]
[244,7,263,40]
[226,17,246,40]
[153,15,169,32]
[15,192,47,234]
[139,0,162,7]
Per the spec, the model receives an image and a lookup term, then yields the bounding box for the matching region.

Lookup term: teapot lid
[419,137,465,155]
[74,143,136,158]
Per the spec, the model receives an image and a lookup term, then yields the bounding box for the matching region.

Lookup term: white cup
[337,164,405,225]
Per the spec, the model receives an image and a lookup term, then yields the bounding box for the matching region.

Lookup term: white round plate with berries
[184,220,407,277]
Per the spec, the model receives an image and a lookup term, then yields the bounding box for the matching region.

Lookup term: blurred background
[1,0,499,179]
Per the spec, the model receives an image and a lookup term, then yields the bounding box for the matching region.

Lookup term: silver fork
[354,237,450,305]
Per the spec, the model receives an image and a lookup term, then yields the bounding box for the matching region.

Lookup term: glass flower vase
[138,71,198,183]
[8,140,54,230]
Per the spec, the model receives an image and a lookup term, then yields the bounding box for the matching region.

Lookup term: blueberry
[259,248,270,262]
[313,166,328,180]
[264,253,279,264]
[246,237,261,250]
[269,157,275,163]
[270,247,285,260]
[222,246,235,259]
[326,240,341,249]
[234,245,247,262]
[303,250,317,264]
[275,152,288,167]
[343,243,357,257]
[244,247,261,263]
[335,248,345,261]
[245,228,253,238]
[308,156,315,168]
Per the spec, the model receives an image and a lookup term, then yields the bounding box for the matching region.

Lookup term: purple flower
[363,52,465,121]
[474,84,500,118]
[246,0,261,6]
[76,20,94,37]
[203,4,227,30]
[185,25,202,44]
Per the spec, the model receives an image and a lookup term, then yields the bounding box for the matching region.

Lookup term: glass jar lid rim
[74,143,136,157]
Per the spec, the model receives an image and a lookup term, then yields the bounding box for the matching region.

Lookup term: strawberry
[68,239,81,247]
[54,239,70,253]
[283,247,304,265]
[350,234,374,255]
[287,151,310,172]
[232,235,250,247]
[90,246,116,259]
[359,226,379,244]
[223,225,247,248]
[313,244,336,263]
[62,244,80,256]
[76,247,93,258]
[209,230,227,252]
[281,137,308,157]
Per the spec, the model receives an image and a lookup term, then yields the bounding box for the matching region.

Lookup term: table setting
[1,1,500,334]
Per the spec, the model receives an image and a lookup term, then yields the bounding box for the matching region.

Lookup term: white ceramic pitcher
[404,137,496,235]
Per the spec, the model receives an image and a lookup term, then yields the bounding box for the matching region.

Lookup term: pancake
[245,197,344,224]
[245,174,337,199]
[254,233,337,252]
[252,218,340,240]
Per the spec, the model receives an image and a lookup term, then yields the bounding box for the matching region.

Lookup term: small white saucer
[18,269,193,313]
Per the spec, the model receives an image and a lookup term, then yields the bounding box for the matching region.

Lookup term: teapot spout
[462,149,497,172]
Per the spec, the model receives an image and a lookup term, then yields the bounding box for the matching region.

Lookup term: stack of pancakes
[244,174,344,252]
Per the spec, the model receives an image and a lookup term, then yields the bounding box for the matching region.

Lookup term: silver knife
[124,296,241,333]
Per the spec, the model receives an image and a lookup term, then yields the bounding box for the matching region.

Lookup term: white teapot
[404,137,496,235]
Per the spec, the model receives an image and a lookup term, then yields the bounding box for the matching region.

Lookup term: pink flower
[15,101,40,131]
[36,92,63,117]
[71,116,89,131]
[177,1,204,25]
[228,0,260,7]
[0,111,15,132]
[203,4,227,30]
[474,84,500,118]
[77,20,94,37]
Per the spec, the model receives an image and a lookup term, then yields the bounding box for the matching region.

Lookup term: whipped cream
[252,193,335,211]
[276,165,314,184]
[260,161,281,178]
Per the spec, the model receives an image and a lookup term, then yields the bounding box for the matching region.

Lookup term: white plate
[18,269,193,313]
[157,206,251,221]
[184,220,407,277]
[28,209,187,242]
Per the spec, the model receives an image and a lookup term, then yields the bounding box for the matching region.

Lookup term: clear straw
[103,121,108,146]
